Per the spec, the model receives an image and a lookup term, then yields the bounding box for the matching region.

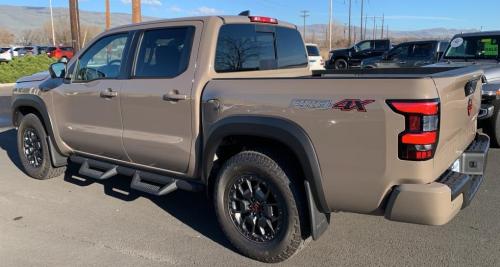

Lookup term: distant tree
[0,29,15,46]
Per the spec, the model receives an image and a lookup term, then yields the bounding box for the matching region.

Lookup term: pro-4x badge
[291,99,375,112]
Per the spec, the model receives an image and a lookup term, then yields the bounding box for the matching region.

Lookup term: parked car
[428,31,500,146]
[11,46,27,57]
[48,46,74,61]
[0,47,12,62]
[12,15,489,263]
[306,43,325,70]
[326,39,391,69]
[361,40,449,69]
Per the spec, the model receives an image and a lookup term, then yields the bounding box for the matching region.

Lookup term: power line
[300,10,310,40]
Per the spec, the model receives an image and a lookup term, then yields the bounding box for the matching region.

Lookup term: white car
[11,46,26,57]
[306,43,325,71]
[0,47,12,62]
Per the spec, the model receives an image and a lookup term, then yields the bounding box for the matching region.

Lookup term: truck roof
[111,15,297,32]
[453,31,500,38]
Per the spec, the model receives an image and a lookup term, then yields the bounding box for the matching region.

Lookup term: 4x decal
[333,99,375,112]
[291,99,375,112]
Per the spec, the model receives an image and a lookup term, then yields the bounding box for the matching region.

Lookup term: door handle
[163,90,189,102]
[399,61,407,64]
[100,88,118,98]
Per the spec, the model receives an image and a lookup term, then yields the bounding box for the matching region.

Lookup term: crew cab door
[350,40,373,66]
[120,22,201,173]
[52,33,131,160]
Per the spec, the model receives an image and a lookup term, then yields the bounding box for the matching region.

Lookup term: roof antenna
[238,10,250,16]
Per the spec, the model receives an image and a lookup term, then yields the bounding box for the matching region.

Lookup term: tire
[17,114,66,180]
[490,104,500,147]
[214,150,307,263]
[334,58,348,70]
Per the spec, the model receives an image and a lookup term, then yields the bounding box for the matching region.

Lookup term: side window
[389,44,410,60]
[357,41,372,51]
[409,43,435,58]
[134,27,195,78]
[74,33,128,82]
[375,40,389,50]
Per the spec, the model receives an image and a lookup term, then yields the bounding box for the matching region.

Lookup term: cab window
[215,24,307,72]
[134,27,195,78]
[73,33,128,82]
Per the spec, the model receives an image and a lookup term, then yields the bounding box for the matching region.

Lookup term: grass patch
[0,55,55,83]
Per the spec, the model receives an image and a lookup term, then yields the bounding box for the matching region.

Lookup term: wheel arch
[202,115,329,214]
[11,94,68,167]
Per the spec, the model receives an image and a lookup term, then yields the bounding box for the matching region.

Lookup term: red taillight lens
[249,16,278,24]
[387,99,440,161]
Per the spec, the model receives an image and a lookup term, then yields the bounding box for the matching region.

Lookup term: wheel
[214,150,307,263]
[490,104,500,147]
[334,58,348,70]
[17,114,66,179]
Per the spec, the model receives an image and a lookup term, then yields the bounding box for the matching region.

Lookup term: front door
[120,22,201,173]
[52,33,131,160]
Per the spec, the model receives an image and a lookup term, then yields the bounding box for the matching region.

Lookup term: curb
[0,83,15,88]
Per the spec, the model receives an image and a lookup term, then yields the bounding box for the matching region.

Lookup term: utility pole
[69,0,81,51]
[49,0,56,46]
[105,0,111,30]
[300,10,310,40]
[347,0,352,45]
[360,0,364,41]
[372,16,376,40]
[364,15,368,40]
[132,0,141,23]
[380,14,385,39]
[386,24,389,39]
[328,0,333,51]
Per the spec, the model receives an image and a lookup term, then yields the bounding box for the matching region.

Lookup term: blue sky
[1,0,499,31]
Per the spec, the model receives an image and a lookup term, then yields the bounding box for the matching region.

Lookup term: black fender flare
[11,94,67,167]
[202,115,330,214]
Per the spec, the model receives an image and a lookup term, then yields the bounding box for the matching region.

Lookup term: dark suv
[361,40,449,69]
[326,39,391,69]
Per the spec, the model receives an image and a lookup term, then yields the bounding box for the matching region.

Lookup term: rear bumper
[385,133,490,225]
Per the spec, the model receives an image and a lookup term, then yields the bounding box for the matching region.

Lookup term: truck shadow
[0,128,235,254]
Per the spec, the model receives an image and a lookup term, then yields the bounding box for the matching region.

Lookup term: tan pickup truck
[11,15,490,262]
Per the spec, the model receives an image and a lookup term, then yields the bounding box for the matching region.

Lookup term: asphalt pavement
[0,85,499,266]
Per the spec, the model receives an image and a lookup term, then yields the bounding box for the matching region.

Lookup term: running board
[70,155,204,196]
[131,171,178,196]
[79,160,118,180]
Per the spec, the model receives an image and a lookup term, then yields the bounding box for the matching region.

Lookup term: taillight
[249,16,278,24]
[387,99,440,161]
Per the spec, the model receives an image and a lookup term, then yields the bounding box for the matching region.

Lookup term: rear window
[215,24,308,73]
[374,40,389,50]
[306,45,320,57]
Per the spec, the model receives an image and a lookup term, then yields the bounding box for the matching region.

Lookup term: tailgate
[431,67,484,178]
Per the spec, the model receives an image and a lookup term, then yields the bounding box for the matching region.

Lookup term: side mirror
[49,62,66,79]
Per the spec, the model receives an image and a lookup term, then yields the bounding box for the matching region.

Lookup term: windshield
[306,45,320,56]
[444,35,499,60]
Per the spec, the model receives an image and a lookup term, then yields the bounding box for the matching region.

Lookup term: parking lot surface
[0,88,499,266]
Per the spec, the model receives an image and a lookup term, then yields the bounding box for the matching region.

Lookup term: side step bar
[71,156,204,196]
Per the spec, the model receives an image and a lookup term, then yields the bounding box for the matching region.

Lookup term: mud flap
[304,181,330,240]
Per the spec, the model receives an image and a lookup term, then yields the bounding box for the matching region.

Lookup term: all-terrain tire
[214,150,307,263]
[17,114,66,179]
[334,58,348,70]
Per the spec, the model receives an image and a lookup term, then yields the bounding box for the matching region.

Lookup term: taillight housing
[387,99,440,161]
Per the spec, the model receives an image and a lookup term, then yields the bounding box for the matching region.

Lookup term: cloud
[192,6,220,16]
[168,5,183,13]
[121,0,162,6]
[384,15,455,21]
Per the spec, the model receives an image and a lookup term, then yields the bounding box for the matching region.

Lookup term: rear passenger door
[120,22,201,173]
